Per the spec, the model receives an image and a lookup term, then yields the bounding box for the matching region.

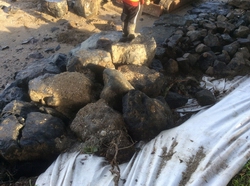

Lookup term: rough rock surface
[29,72,97,118]
[123,90,174,141]
[70,99,135,163]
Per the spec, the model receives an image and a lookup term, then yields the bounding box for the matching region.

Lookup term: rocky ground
[0,0,160,94]
[0,0,234,185]
[0,0,215,94]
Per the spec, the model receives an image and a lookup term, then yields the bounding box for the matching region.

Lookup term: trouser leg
[121,21,129,37]
[120,2,140,42]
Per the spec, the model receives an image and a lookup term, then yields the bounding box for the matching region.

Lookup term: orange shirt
[123,0,140,6]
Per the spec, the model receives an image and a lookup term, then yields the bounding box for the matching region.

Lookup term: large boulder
[111,34,156,67]
[28,72,98,118]
[123,90,175,141]
[67,49,115,79]
[100,68,134,111]
[70,99,135,163]
[0,100,68,161]
[74,0,99,18]
[41,0,68,18]
[117,65,165,97]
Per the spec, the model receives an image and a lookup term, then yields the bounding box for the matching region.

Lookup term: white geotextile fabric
[36,76,250,186]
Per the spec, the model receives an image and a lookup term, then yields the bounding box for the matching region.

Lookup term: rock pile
[143,1,250,79]
[0,0,250,183]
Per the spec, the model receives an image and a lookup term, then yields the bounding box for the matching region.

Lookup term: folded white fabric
[36,75,250,186]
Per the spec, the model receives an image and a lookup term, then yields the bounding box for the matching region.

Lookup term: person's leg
[121,3,130,38]
[127,3,141,40]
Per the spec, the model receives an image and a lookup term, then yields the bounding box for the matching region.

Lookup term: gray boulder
[41,0,68,18]
[118,65,165,98]
[111,34,156,66]
[74,0,99,18]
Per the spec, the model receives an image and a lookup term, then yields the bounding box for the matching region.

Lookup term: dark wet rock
[163,58,179,74]
[70,99,134,163]
[15,53,67,86]
[197,51,217,72]
[154,47,166,60]
[0,111,67,161]
[216,50,231,64]
[195,43,211,53]
[100,68,134,111]
[223,41,240,57]
[166,34,183,48]
[186,30,203,42]
[118,65,165,98]
[221,33,234,44]
[150,59,164,72]
[202,21,217,32]
[228,51,248,71]
[165,91,188,109]
[238,47,250,59]
[203,33,221,51]
[213,60,232,76]
[176,57,191,74]
[182,53,199,66]
[0,82,30,112]
[234,25,250,38]
[216,21,236,34]
[237,38,250,51]
[1,100,40,122]
[41,0,68,18]
[195,89,216,106]
[123,90,174,141]
[217,14,227,22]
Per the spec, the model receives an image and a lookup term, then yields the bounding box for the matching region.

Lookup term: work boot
[127,23,136,41]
